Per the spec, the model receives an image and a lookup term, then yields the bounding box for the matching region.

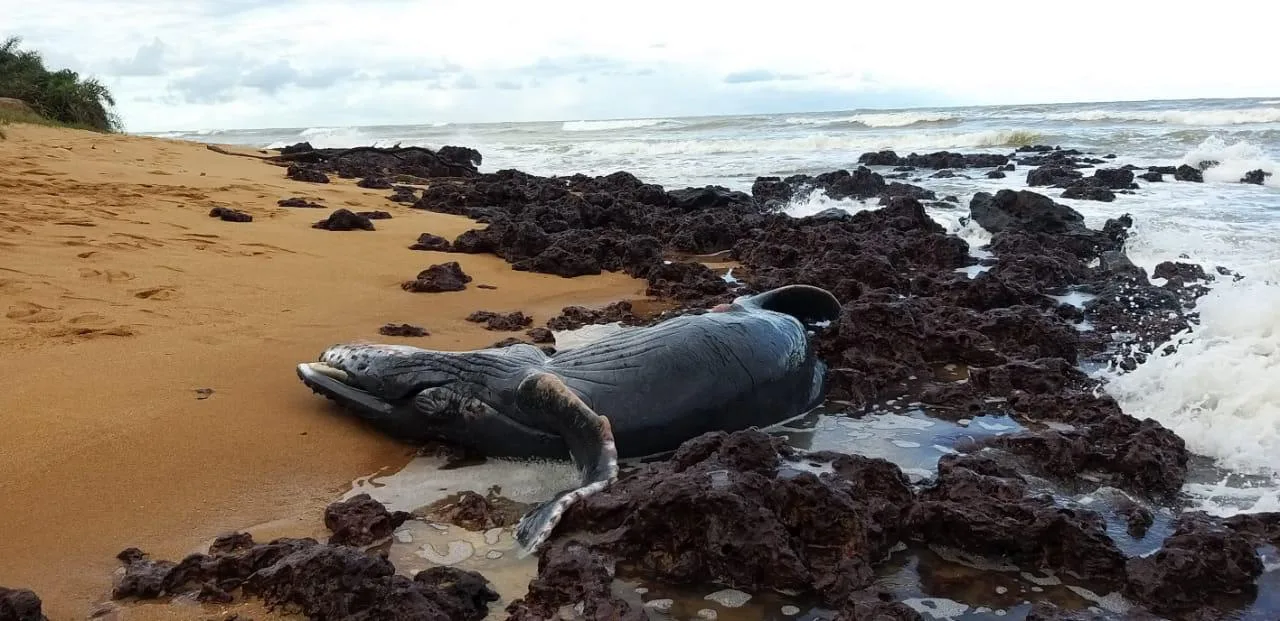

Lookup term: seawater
[168,96,1280,618]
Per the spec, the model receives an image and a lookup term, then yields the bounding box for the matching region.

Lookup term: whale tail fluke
[512,372,619,556]
[736,284,843,328]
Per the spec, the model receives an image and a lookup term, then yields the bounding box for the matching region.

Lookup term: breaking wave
[1179,137,1279,186]
[785,111,959,128]
[581,130,1043,157]
[1041,106,1280,126]
[561,118,682,132]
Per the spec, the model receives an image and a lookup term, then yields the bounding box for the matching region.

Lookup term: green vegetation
[0,36,122,134]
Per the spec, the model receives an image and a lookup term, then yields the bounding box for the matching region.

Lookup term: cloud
[723,70,806,84]
[4,0,1278,132]
[107,38,168,77]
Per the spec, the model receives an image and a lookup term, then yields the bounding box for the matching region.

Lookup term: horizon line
[132,94,1280,136]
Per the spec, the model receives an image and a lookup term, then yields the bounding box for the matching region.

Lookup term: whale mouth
[301,361,351,384]
[296,361,398,419]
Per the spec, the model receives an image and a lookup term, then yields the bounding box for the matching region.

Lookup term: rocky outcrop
[110,497,499,620]
[402,262,472,293]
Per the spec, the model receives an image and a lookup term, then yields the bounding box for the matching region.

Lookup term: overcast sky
[6,0,1279,132]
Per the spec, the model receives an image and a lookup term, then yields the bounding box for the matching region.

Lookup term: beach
[2,96,1279,621]
[0,123,643,619]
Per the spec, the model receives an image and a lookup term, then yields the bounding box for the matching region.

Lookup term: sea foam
[1179,136,1279,186]
[1103,265,1280,479]
[1041,106,1280,126]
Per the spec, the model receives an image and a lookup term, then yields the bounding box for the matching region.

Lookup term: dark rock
[983,413,1189,497]
[1174,164,1204,182]
[1153,261,1208,288]
[1091,168,1137,189]
[986,169,1007,179]
[387,185,419,204]
[969,190,1086,235]
[323,493,411,546]
[1126,512,1264,616]
[545,301,643,331]
[907,454,1129,589]
[379,323,429,337]
[555,429,916,606]
[276,146,479,179]
[278,142,314,155]
[312,208,375,231]
[505,540,645,621]
[1061,183,1116,202]
[209,532,256,555]
[111,498,499,621]
[286,163,330,184]
[466,310,533,331]
[1241,169,1272,184]
[526,327,554,343]
[857,150,1009,169]
[423,491,519,530]
[209,207,253,222]
[277,197,324,208]
[0,587,47,621]
[357,210,392,220]
[833,590,924,621]
[1027,165,1083,187]
[357,176,393,189]
[644,261,729,303]
[1115,497,1154,538]
[402,262,472,293]
[930,169,956,178]
[1139,171,1163,182]
[409,233,453,252]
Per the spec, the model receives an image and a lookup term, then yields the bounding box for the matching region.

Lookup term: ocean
[154,96,1280,617]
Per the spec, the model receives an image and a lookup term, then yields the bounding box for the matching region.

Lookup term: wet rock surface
[505,540,645,621]
[324,493,411,547]
[0,587,47,621]
[857,149,1009,170]
[423,490,524,531]
[390,145,1266,618]
[402,261,471,293]
[109,497,499,620]
[556,430,916,606]
[1125,512,1265,616]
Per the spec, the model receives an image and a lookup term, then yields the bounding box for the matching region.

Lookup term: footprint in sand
[132,286,180,301]
[6,301,63,323]
[67,313,114,328]
[78,268,136,283]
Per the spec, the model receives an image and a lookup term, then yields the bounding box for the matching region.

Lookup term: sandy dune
[0,124,646,619]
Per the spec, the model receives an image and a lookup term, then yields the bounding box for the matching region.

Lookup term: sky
[5,0,1280,132]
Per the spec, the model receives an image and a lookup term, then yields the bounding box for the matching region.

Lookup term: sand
[0,123,647,619]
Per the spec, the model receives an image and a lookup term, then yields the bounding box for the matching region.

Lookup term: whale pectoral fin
[512,372,619,555]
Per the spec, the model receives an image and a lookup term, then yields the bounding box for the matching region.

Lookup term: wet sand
[0,124,646,619]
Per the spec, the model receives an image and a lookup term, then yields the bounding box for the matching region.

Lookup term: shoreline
[2,121,1275,620]
[0,123,647,619]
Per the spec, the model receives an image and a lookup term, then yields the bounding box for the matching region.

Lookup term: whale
[296,284,842,553]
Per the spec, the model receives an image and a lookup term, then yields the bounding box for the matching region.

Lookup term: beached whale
[296,284,842,553]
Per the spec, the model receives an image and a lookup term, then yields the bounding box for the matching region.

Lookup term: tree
[0,36,122,132]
